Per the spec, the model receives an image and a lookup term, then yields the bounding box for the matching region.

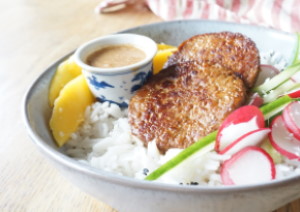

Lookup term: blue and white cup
[74,33,157,107]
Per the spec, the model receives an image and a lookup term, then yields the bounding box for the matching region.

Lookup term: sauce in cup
[86,44,146,68]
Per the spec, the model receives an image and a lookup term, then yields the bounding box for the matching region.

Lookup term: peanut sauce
[86,44,146,68]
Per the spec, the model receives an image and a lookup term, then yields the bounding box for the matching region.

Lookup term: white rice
[64,51,300,185]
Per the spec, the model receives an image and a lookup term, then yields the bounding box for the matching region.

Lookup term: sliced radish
[220,128,271,155]
[215,105,265,152]
[220,105,265,127]
[285,86,300,99]
[269,115,300,160]
[255,64,280,87]
[216,117,259,152]
[221,146,276,185]
[247,93,264,107]
[282,101,300,140]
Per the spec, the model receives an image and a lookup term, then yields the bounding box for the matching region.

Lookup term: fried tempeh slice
[166,32,260,88]
[128,62,247,153]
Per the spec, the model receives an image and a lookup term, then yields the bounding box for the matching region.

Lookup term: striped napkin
[96,0,300,33]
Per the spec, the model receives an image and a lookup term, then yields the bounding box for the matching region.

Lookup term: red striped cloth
[146,0,300,32]
[96,0,300,32]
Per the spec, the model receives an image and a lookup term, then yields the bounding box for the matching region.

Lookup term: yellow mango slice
[49,56,82,107]
[153,47,177,74]
[49,75,95,147]
[157,43,177,51]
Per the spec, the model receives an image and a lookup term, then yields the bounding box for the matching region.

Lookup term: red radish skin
[248,93,264,107]
[269,116,300,160]
[255,64,280,87]
[282,101,300,141]
[221,146,276,185]
[286,88,300,99]
[215,105,265,152]
[220,128,271,155]
[219,105,265,126]
[216,117,259,152]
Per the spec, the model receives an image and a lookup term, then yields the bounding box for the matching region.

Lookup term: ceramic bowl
[23,20,300,212]
[74,33,157,107]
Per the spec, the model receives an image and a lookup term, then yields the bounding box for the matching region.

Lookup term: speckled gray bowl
[23,20,300,212]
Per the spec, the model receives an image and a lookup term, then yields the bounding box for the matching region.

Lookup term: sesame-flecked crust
[167,32,260,88]
[128,62,247,153]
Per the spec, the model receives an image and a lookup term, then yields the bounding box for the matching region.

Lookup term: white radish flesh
[215,105,265,152]
[269,116,300,160]
[221,146,275,185]
[282,101,300,140]
[220,128,271,155]
[217,117,259,151]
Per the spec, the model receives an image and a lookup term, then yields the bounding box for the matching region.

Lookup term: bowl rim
[23,19,300,194]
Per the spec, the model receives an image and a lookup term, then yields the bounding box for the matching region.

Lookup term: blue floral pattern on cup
[130,71,152,93]
[96,95,129,108]
[82,62,153,107]
[87,75,114,90]
[74,34,157,108]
